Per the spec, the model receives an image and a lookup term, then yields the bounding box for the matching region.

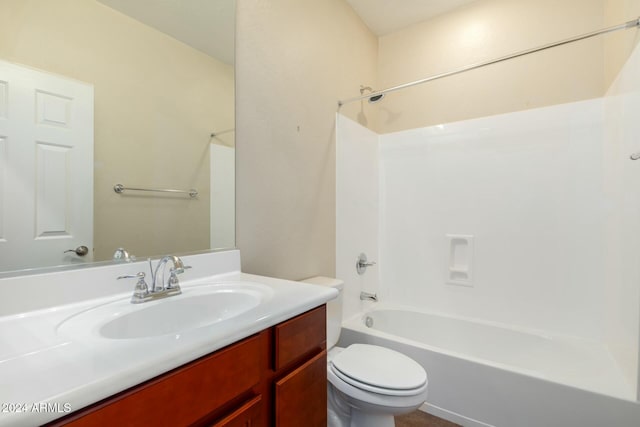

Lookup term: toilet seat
[329,344,428,397]
[330,364,427,396]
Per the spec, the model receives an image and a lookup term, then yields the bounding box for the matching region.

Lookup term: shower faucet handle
[356,253,376,275]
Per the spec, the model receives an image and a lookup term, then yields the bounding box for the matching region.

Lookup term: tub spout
[360,291,378,302]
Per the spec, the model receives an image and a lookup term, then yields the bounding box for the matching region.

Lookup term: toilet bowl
[301,277,428,427]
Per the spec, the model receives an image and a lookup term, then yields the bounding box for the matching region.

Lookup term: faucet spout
[151,255,185,292]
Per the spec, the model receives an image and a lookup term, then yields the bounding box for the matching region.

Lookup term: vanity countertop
[0,251,337,427]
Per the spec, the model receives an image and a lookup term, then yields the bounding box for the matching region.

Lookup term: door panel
[0,60,93,270]
[35,142,71,237]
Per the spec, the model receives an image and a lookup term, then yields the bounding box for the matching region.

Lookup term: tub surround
[0,249,337,427]
[335,37,640,427]
[341,307,640,427]
[347,305,633,399]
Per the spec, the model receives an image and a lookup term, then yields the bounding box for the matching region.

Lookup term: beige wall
[375,0,609,133]
[605,0,640,88]
[0,0,234,261]
[235,0,377,279]
[236,0,640,278]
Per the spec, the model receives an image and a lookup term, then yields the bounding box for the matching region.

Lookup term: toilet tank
[300,276,343,349]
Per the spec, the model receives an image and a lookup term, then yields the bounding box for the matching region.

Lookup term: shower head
[368,94,385,103]
[360,85,385,104]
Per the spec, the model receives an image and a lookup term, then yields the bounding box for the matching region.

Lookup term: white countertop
[0,251,337,426]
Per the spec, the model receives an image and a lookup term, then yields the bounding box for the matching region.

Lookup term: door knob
[65,246,89,256]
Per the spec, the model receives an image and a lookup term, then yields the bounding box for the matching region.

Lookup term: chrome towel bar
[113,184,198,198]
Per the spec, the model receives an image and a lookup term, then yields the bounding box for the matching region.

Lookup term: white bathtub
[339,306,640,427]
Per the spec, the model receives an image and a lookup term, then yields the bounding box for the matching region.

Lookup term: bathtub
[339,305,640,427]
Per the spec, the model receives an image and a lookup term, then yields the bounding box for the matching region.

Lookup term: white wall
[378,100,607,341]
[602,41,640,398]
[336,114,379,321]
[210,144,235,250]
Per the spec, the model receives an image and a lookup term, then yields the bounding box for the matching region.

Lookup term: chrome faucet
[151,255,186,292]
[112,247,135,262]
[117,255,190,303]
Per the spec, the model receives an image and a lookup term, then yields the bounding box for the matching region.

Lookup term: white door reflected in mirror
[0,60,94,270]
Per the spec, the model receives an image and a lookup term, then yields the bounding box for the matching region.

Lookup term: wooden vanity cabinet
[272,305,327,427]
[274,351,327,427]
[46,305,327,427]
[210,395,263,427]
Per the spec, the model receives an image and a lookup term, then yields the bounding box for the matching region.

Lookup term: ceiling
[95,0,479,65]
[346,0,479,36]
[97,0,235,65]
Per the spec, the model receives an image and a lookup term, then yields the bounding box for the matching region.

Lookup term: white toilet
[301,277,428,427]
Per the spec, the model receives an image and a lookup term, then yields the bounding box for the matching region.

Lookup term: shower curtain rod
[338,17,640,107]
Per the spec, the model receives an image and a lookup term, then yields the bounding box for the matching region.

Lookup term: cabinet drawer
[56,334,263,427]
[274,350,327,427]
[274,305,326,370]
[211,395,263,427]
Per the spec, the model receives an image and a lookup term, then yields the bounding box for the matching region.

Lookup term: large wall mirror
[0,0,235,273]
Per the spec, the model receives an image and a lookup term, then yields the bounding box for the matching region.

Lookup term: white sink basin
[57,282,273,340]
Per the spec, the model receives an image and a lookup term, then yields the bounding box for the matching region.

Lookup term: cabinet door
[54,334,263,427]
[274,305,326,370]
[274,351,327,427]
[211,395,262,427]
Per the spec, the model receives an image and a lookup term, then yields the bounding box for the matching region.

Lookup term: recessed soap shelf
[446,234,474,287]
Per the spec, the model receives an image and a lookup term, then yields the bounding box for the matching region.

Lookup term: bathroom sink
[57,282,273,340]
[100,290,262,339]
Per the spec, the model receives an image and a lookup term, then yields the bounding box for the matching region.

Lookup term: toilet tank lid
[300,276,344,290]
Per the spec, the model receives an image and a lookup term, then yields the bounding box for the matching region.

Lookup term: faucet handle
[117,271,146,282]
[167,266,191,289]
[356,253,377,275]
[174,265,193,274]
[117,272,149,301]
[117,272,145,280]
[171,265,192,275]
